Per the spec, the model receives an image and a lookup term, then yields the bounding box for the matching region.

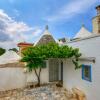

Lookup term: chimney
[92,5,100,34]
[96,5,100,16]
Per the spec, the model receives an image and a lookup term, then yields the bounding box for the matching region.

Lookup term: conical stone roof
[35,26,56,45]
[0,51,21,65]
[74,25,92,38]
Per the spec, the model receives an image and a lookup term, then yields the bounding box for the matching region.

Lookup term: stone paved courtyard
[0,84,75,100]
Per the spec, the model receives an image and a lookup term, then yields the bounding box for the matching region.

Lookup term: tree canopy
[9,48,18,53]
[0,47,6,56]
[22,42,82,69]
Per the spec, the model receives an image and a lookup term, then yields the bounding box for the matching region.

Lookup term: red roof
[17,42,33,47]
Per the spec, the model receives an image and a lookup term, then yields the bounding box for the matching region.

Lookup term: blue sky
[0,0,99,49]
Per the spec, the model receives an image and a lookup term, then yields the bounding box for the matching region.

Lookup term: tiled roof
[17,42,33,47]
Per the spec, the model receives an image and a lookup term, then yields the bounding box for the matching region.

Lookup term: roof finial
[82,23,85,27]
[45,25,49,30]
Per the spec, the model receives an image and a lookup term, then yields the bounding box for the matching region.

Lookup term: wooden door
[49,59,59,82]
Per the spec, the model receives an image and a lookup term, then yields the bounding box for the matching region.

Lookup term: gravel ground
[0,85,75,100]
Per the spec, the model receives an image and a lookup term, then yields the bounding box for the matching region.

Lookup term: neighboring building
[0,51,26,91]
[0,51,21,64]
[58,37,70,43]
[17,42,33,56]
[92,5,100,34]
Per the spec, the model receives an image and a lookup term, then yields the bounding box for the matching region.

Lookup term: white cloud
[6,22,32,34]
[0,9,42,49]
[0,41,18,50]
[32,27,42,37]
[46,0,98,22]
[0,9,11,21]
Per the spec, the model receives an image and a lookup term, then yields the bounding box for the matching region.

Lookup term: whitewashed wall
[0,68,26,91]
[0,61,49,91]
[63,36,100,100]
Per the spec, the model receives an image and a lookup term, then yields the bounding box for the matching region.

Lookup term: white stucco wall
[0,68,26,91]
[63,36,100,100]
[0,61,49,91]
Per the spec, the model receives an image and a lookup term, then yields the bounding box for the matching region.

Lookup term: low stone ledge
[72,88,86,100]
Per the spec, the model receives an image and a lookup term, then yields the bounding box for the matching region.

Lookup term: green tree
[0,48,6,56]
[21,42,82,86]
[9,48,18,53]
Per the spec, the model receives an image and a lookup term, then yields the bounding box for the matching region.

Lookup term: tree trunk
[37,76,40,86]
[34,68,42,86]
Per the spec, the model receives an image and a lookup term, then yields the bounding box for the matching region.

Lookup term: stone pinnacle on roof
[82,24,85,27]
[45,25,49,30]
[43,25,51,35]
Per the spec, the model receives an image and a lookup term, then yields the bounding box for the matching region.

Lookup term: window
[82,64,92,82]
